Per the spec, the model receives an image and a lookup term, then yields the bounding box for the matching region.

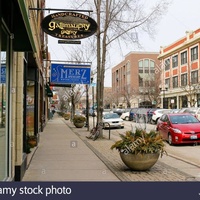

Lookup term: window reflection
[0,54,7,180]
[0,26,8,180]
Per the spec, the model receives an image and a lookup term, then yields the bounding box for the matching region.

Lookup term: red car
[156,113,200,145]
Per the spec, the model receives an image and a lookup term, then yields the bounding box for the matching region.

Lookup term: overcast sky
[45,0,200,86]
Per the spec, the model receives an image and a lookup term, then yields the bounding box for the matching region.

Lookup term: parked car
[129,108,139,121]
[157,113,200,145]
[169,109,181,113]
[82,108,96,117]
[120,112,130,121]
[179,107,200,121]
[147,108,158,123]
[120,108,132,120]
[112,108,125,116]
[178,107,188,113]
[75,110,84,116]
[151,109,171,124]
[135,108,151,123]
[103,109,113,115]
[102,113,124,129]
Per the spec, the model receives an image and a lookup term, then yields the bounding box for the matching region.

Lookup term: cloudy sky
[45,0,200,86]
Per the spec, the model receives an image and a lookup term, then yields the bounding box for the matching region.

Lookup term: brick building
[112,51,160,108]
[158,28,200,109]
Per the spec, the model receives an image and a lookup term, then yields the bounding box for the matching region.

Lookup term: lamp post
[159,84,168,108]
[85,84,89,131]
[90,77,95,128]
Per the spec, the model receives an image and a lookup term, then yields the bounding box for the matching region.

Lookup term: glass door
[0,25,9,181]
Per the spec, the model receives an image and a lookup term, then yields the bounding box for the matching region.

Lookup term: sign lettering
[41,12,97,39]
[50,63,91,85]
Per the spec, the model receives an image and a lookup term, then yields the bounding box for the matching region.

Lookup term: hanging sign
[50,63,91,85]
[41,12,98,39]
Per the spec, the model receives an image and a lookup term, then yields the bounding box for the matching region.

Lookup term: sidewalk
[22,114,119,181]
[23,114,200,181]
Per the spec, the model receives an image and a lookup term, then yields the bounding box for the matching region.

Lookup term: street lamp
[159,84,168,108]
[90,77,95,128]
[85,84,89,130]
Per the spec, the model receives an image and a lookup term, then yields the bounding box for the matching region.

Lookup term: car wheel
[125,116,129,121]
[168,133,173,145]
[156,118,159,124]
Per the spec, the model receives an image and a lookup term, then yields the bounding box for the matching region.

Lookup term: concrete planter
[120,152,159,171]
[74,122,85,128]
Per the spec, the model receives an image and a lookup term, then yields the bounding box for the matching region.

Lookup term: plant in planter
[27,134,37,148]
[73,115,86,128]
[63,113,70,120]
[111,128,166,171]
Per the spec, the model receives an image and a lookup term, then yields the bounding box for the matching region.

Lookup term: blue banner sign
[50,63,91,85]
[0,65,6,84]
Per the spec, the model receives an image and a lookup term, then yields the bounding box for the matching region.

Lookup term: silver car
[103,113,124,129]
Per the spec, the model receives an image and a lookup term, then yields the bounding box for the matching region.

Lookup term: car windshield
[104,113,119,119]
[169,115,199,124]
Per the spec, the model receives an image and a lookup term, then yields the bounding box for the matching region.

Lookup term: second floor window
[172,76,178,88]
[191,46,198,61]
[139,60,143,73]
[165,78,170,89]
[150,60,155,73]
[165,58,170,70]
[181,73,187,86]
[191,70,198,84]
[172,55,178,68]
[181,51,187,65]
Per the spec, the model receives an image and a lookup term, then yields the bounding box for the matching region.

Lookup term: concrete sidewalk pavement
[22,114,119,181]
[23,114,200,182]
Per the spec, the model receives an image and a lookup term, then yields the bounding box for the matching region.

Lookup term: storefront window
[181,96,188,108]
[26,81,35,137]
[0,27,8,180]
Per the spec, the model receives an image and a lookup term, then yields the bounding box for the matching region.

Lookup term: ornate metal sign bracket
[29,7,93,14]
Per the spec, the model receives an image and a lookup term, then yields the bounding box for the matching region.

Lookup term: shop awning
[45,84,53,97]
[15,0,36,52]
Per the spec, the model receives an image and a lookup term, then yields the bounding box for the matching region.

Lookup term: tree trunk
[96,0,103,137]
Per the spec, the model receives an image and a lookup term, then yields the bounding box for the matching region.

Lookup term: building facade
[0,0,51,181]
[112,52,160,108]
[158,28,200,109]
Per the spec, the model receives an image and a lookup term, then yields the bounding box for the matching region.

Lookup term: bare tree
[58,85,85,120]
[120,85,139,108]
[68,0,170,136]
[144,75,161,108]
[181,83,200,107]
[94,0,170,126]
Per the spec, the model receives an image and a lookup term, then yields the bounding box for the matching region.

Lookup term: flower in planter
[111,128,166,156]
